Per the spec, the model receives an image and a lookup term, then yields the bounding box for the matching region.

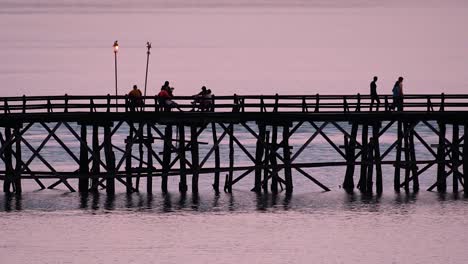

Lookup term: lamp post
[143,42,152,110]
[113,40,119,112]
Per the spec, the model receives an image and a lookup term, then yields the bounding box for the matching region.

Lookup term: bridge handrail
[1,93,468,114]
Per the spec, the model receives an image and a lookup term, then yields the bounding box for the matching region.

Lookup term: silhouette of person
[370,76,380,111]
[392,76,404,111]
[191,86,209,111]
[128,84,142,112]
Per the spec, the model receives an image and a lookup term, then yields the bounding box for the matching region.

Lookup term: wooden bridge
[0,93,467,195]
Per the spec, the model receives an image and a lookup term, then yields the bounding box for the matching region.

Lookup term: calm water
[1,1,468,263]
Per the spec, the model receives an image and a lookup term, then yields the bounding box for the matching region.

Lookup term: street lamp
[113,40,119,112]
[143,41,152,110]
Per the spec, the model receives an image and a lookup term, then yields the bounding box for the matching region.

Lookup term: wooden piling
[78,125,89,192]
[464,123,468,195]
[146,123,153,194]
[283,124,293,193]
[90,125,100,191]
[270,125,279,193]
[452,124,459,193]
[343,123,358,191]
[403,122,411,192]
[179,125,188,193]
[437,121,446,192]
[227,124,234,193]
[253,123,265,192]
[409,126,419,192]
[13,127,22,193]
[3,127,13,193]
[103,125,115,195]
[162,125,172,193]
[191,125,200,193]
[262,130,270,192]
[125,124,133,193]
[358,124,368,193]
[394,121,403,192]
[136,123,144,191]
[212,123,220,193]
[366,137,374,193]
[372,124,382,194]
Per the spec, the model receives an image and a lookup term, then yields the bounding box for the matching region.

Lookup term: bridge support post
[104,125,115,195]
[135,123,144,192]
[372,123,382,194]
[125,124,133,193]
[3,127,13,193]
[366,136,374,193]
[226,124,234,193]
[283,124,293,194]
[409,125,419,192]
[90,125,100,192]
[13,127,22,193]
[437,121,447,192]
[403,122,411,192]
[343,123,358,192]
[464,123,468,195]
[212,123,220,193]
[179,125,187,193]
[452,124,459,193]
[253,123,265,193]
[162,125,172,193]
[191,125,200,194]
[146,123,153,194]
[394,121,403,193]
[358,124,368,193]
[262,130,270,192]
[79,125,89,192]
[270,125,279,194]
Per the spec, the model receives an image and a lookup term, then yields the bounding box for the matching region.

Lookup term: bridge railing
[1,93,468,114]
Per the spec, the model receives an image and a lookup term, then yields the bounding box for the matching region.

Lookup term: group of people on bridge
[370,76,405,111]
[127,81,214,112]
[127,76,405,112]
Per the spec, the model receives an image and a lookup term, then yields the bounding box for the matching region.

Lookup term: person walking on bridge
[370,76,380,111]
[392,76,404,111]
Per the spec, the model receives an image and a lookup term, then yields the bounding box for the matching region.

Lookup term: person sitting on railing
[128,84,142,112]
[158,86,182,112]
[191,86,209,110]
[392,76,404,111]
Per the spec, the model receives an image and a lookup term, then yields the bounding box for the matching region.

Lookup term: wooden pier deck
[0,93,467,195]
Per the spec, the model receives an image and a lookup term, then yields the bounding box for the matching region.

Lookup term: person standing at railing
[392,76,404,111]
[128,84,142,112]
[370,76,380,111]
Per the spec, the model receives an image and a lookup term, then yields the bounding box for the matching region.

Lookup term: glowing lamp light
[113,40,119,53]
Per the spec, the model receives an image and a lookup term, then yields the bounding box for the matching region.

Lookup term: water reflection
[3,193,22,212]
[2,189,468,213]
